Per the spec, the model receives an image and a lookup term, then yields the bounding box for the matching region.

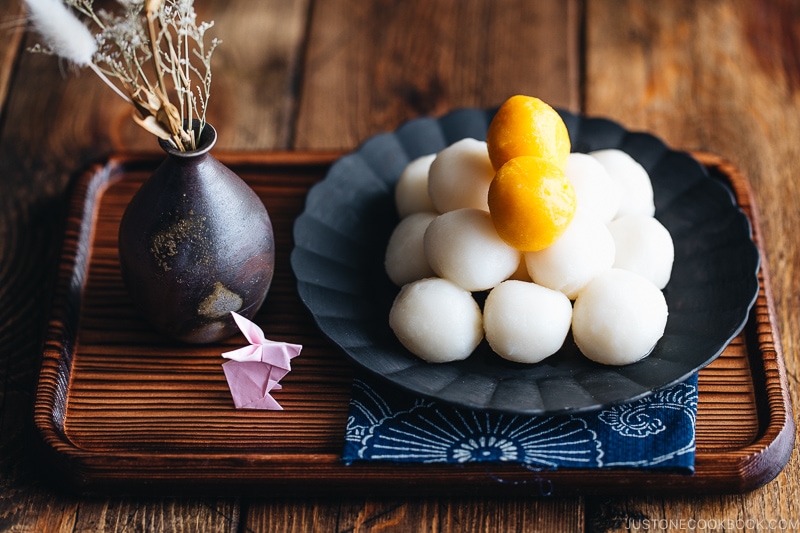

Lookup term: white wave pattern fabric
[343,374,697,472]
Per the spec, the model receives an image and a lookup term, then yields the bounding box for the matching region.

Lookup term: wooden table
[1,1,798,531]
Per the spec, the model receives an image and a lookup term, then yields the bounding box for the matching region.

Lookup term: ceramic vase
[118,122,275,344]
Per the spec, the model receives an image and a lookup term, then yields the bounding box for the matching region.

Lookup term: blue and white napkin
[343,373,697,472]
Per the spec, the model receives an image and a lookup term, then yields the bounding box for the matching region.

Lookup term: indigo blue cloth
[343,373,697,473]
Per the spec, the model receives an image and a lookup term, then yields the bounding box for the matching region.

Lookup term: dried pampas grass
[24,0,96,66]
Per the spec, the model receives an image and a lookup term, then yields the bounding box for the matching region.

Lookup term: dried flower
[25,0,97,66]
[24,0,219,151]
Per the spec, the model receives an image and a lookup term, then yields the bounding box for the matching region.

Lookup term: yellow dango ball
[488,156,577,252]
[486,95,571,171]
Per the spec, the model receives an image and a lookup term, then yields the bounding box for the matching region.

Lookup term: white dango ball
[590,149,655,218]
[389,277,483,363]
[565,152,620,223]
[424,208,521,292]
[395,153,437,217]
[427,138,494,213]
[524,213,615,299]
[385,212,438,286]
[572,269,668,366]
[483,280,572,364]
[608,214,675,289]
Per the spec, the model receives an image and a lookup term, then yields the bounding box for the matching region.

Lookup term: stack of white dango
[386,137,673,367]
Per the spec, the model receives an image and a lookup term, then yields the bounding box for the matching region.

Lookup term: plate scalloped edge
[291,106,760,415]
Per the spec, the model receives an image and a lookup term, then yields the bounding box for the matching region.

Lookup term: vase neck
[158,121,217,158]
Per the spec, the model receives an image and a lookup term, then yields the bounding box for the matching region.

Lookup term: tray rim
[32,150,795,497]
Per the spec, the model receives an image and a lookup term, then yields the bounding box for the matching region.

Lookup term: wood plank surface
[0,1,306,531]
[295,0,581,149]
[269,0,586,529]
[1,0,798,532]
[0,2,24,110]
[583,0,800,531]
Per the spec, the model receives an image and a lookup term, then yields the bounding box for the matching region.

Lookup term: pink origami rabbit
[221,312,302,410]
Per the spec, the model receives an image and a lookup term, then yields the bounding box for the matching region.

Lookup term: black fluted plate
[290,107,760,414]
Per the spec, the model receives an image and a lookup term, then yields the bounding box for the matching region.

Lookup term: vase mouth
[158,120,217,157]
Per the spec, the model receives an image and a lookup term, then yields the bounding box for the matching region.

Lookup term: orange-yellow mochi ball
[486,95,571,171]
[488,156,577,252]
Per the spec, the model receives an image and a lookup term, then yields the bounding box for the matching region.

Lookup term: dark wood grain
[294,0,581,150]
[3,0,799,531]
[583,0,800,530]
[247,496,585,532]
[1,1,310,530]
[277,1,589,529]
[0,2,24,110]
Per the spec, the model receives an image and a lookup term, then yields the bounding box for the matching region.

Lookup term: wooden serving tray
[34,151,794,496]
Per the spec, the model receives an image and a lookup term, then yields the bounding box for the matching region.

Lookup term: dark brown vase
[118,123,275,344]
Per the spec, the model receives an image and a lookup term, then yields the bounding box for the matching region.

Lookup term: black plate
[290,107,760,414]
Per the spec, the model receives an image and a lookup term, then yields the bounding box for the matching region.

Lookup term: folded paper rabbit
[222,312,302,410]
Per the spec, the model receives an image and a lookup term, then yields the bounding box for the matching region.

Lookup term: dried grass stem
[25,0,219,151]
